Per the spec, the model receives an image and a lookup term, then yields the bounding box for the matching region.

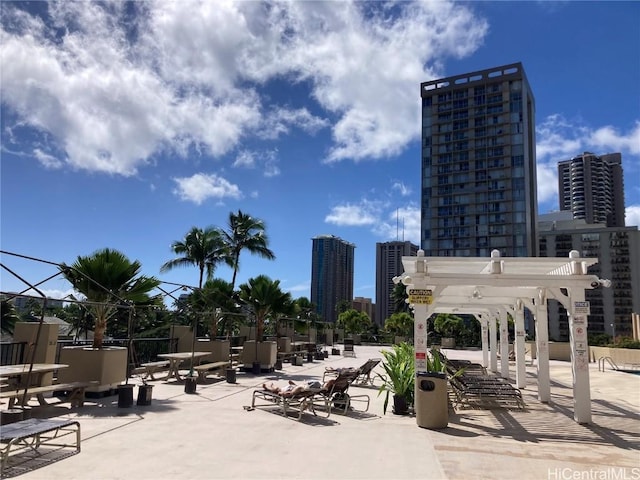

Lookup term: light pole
[611,322,616,343]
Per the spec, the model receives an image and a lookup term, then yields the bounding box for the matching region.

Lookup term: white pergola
[397,249,608,424]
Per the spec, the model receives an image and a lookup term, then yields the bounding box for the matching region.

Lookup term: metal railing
[0,341,27,365]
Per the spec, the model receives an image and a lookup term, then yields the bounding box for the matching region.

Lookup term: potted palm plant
[238,275,293,373]
[58,248,160,394]
[377,342,415,415]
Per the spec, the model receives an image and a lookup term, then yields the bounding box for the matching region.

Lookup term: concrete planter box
[197,339,231,363]
[441,337,456,349]
[14,323,58,386]
[242,341,277,369]
[58,346,127,393]
[590,346,640,366]
[324,329,334,346]
[277,337,291,353]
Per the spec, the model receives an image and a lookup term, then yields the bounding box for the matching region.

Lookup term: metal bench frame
[1,418,81,474]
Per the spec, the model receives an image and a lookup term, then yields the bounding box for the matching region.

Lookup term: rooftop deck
[4,346,639,479]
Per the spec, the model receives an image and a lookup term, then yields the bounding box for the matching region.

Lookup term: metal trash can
[415,372,448,429]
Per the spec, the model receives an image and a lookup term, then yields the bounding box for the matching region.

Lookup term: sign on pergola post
[396,249,608,425]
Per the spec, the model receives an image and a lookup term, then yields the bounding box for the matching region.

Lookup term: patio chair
[448,372,525,410]
[343,339,356,358]
[323,358,382,386]
[251,382,331,421]
[319,367,370,415]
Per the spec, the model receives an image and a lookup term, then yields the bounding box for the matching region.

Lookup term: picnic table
[0,364,68,390]
[157,352,211,381]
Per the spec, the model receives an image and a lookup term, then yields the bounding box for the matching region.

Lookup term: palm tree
[1,299,20,335]
[238,275,292,341]
[218,210,275,291]
[188,278,238,337]
[161,227,231,289]
[391,282,410,314]
[60,248,161,348]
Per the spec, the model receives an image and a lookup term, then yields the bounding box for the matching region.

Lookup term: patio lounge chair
[320,367,370,415]
[323,358,382,386]
[343,339,356,357]
[251,382,331,421]
[448,373,525,410]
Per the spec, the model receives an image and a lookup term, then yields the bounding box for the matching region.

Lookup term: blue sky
[1,1,639,306]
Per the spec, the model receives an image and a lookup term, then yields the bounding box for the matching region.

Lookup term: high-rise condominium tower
[558,152,625,227]
[310,235,355,324]
[420,62,538,257]
[375,241,418,327]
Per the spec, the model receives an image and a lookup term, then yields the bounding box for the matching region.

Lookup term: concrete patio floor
[3,345,639,480]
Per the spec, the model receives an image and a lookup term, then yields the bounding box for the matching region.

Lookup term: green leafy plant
[377,342,415,414]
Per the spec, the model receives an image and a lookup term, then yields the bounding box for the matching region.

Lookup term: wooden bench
[1,418,80,474]
[192,361,229,383]
[277,351,297,363]
[139,360,171,380]
[0,381,96,409]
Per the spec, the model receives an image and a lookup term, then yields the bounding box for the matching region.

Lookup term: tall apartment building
[375,241,419,327]
[558,152,625,227]
[310,235,355,324]
[352,297,375,324]
[420,62,538,257]
[539,212,640,341]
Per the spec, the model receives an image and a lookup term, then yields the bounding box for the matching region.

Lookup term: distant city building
[558,152,625,227]
[352,297,375,324]
[6,294,64,313]
[539,212,640,340]
[375,241,419,327]
[310,235,355,324]
[420,62,538,257]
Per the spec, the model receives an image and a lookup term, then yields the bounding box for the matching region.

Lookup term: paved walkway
[3,346,639,479]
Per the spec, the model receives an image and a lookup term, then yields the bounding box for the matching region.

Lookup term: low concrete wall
[590,346,640,366]
[548,342,571,361]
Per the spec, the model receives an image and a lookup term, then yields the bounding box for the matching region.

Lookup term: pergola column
[489,315,498,373]
[535,289,550,403]
[499,308,510,379]
[568,287,591,424]
[514,300,527,389]
[479,315,489,368]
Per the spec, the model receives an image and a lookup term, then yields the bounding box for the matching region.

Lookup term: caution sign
[408,289,433,304]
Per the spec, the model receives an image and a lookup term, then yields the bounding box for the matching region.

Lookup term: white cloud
[391,181,412,197]
[324,196,420,245]
[536,162,558,206]
[258,107,329,140]
[590,123,640,155]
[172,173,242,205]
[233,149,280,177]
[537,115,640,161]
[626,205,640,229]
[1,1,488,176]
[233,150,257,169]
[32,149,63,169]
[325,201,381,226]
